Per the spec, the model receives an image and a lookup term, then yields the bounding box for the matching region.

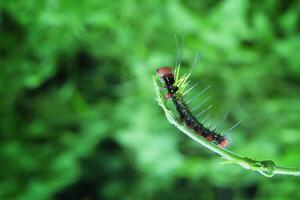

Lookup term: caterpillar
[156,66,228,148]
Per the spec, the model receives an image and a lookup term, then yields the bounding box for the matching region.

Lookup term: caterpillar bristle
[190,52,201,73]
[225,120,242,134]
[174,32,185,69]
[191,96,211,112]
[201,113,211,125]
[195,104,213,118]
[182,83,199,96]
[187,85,211,104]
[218,111,229,131]
[176,73,191,92]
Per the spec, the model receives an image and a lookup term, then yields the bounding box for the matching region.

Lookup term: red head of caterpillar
[156,66,173,78]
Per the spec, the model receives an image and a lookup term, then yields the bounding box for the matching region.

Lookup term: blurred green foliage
[1,0,300,199]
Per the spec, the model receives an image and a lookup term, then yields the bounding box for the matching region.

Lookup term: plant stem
[154,77,300,177]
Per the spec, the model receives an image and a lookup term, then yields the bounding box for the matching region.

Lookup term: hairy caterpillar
[156,66,229,148]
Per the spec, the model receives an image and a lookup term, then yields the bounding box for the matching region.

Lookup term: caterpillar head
[156,66,174,78]
[156,66,176,87]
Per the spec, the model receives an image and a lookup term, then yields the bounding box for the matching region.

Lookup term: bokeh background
[1,0,300,199]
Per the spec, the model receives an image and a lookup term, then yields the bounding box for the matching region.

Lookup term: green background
[1,0,300,199]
